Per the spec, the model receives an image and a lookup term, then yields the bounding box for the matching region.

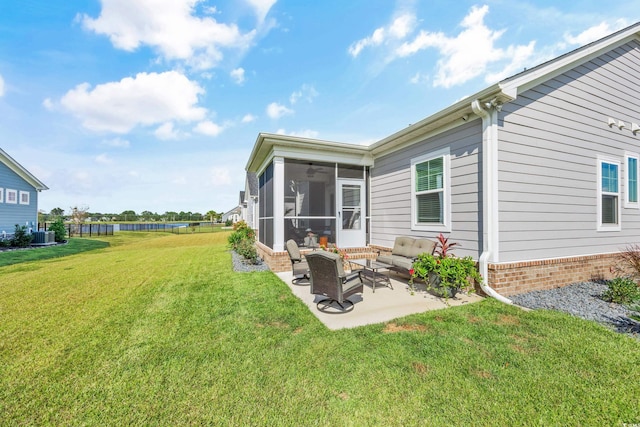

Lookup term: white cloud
[563,20,628,46]
[395,5,536,88]
[102,137,130,148]
[0,74,4,97]
[59,71,207,133]
[348,12,416,57]
[241,113,256,123]
[95,153,113,165]
[209,166,232,186]
[80,0,260,70]
[230,67,245,84]
[409,72,429,85]
[194,120,224,136]
[245,0,277,24]
[42,97,54,110]
[154,122,181,140]
[289,84,318,104]
[275,128,319,138]
[266,102,293,119]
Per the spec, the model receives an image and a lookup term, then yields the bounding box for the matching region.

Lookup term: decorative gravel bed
[231,250,270,273]
[510,281,640,340]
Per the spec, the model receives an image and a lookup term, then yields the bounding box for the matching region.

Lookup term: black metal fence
[39,222,219,237]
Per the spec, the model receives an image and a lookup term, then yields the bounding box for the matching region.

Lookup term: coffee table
[349,259,394,292]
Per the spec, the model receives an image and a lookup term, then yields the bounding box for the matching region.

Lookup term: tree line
[39,206,223,223]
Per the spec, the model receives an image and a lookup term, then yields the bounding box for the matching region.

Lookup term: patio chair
[286,239,310,285]
[305,251,363,312]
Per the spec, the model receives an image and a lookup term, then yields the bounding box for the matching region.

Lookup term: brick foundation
[258,242,620,296]
[256,242,378,273]
[488,253,618,296]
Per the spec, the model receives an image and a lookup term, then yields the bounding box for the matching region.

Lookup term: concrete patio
[276,269,484,330]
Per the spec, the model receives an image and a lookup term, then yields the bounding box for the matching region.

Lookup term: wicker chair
[305,251,363,312]
[286,239,310,285]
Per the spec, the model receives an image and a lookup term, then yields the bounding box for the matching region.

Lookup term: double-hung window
[19,191,30,205]
[598,157,621,231]
[6,189,17,204]
[625,152,639,208]
[411,148,450,232]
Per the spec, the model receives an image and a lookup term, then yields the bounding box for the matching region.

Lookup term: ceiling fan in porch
[306,164,328,177]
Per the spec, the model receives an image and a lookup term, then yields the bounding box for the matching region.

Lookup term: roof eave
[0,148,49,191]
[369,83,509,157]
[246,132,373,173]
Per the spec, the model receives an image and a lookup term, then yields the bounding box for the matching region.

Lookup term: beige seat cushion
[391,236,416,258]
[406,239,436,258]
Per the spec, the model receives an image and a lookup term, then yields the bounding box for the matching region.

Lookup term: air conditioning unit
[32,231,56,245]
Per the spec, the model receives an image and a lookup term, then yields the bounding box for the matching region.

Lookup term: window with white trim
[19,191,30,205]
[411,148,451,232]
[6,189,17,204]
[598,157,621,231]
[625,152,639,208]
[0,188,3,203]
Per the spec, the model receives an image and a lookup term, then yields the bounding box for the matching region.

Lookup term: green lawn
[1,232,639,426]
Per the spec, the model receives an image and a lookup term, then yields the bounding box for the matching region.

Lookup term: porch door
[337,179,365,248]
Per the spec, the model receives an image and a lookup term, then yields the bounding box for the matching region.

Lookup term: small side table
[349,259,394,293]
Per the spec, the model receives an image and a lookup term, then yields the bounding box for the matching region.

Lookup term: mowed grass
[0,238,110,267]
[1,232,639,426]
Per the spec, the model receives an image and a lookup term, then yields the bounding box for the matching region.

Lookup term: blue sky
[0,1,637,216]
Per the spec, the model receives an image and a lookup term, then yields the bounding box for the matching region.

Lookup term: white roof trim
[0,148,48,191]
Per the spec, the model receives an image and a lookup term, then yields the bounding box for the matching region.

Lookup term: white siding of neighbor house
[370,120,483,257]
[497,40,640,262]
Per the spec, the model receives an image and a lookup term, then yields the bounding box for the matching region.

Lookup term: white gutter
[472,99,512,304]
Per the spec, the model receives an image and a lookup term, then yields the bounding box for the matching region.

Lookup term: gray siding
[370,120,483,257]
[0,161,39,234]
[497,40,640,262]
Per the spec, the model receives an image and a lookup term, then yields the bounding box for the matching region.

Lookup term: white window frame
[0,188,3,203]
[410,147,451,232]
[19,191,30,205]
[597,156,621,232]
[6,189,17,204]
[624,152,639,209]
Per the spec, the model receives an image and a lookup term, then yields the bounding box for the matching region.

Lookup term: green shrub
[236,239,258,264]
[602,277,640,304]
[227,221,258,264]
[10,225,33,248]
[48,218,67,242]
[227,221,255,250]
[0,238,10,248]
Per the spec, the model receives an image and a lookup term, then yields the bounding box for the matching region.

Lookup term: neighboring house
[242,172,259,230]
[245,22,640,297]
[0,148,48,236]
[222,205,242,224]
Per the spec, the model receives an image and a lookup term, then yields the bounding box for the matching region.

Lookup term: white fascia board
[0,148,49,191]
[247,132,373,174]
[500,28,640,98]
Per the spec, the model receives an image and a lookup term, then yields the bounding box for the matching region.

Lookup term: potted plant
[410,234,482,299]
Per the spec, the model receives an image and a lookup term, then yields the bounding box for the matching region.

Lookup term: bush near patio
[1,231,639,425]
[411,233,481,298]
[227,220,258,264]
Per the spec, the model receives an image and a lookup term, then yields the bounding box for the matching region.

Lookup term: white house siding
[370,120,483,257]
[497,40,640,263]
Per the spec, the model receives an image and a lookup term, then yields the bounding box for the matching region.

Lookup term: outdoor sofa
[377,236,436,274]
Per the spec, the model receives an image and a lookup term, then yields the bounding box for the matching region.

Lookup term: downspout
[472,99,512,304]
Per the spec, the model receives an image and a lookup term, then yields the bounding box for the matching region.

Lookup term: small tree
[70,205,89,224]
[11,225,33,248]
[48,217,67,242]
